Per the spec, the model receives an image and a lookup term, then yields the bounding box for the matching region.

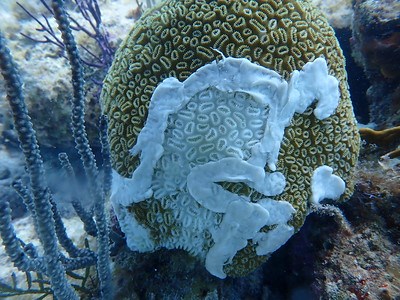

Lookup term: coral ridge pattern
[101,0,360,277]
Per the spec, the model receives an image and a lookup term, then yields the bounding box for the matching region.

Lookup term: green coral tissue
[100,0,360,278]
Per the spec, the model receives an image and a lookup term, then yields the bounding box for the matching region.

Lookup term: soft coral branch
[18,0,115,79]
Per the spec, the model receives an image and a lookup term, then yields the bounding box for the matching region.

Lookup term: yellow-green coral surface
[101,0,360,277]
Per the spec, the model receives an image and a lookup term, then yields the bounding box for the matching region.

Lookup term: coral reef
[0,215,97,297]
[351,0,400,128]
[311,148,400,299]
[0,0,134,148]
[0,0,398,298]
[112,247,265,299]
[107,151,400,299]
[106,157,400,299]
[360,126,400,160]
[311,0,353,29]
[0,0,112,298]
[101,0,360,278]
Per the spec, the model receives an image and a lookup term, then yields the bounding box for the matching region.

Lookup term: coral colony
[101,0,360,278]
[110,56,346,279]
[0,0,112,299]
[0,0,361,298]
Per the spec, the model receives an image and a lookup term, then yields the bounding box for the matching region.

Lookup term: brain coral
[101,0,360,278]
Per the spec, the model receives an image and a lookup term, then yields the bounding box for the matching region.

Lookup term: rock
[351,0,400,128]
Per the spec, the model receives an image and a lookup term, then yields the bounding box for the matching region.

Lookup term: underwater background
[0,0,399,299]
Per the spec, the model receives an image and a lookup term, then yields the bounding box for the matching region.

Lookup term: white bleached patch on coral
[205,200,269,279]
[111,170,152,206]
[249,56,340,171]
[206,199,295,279]
[114,203,155,252]
[310,166,346,204]
[253,199,296,255]
[110,56,341,278]
[187,157,285,213]
[111,56,339,206]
